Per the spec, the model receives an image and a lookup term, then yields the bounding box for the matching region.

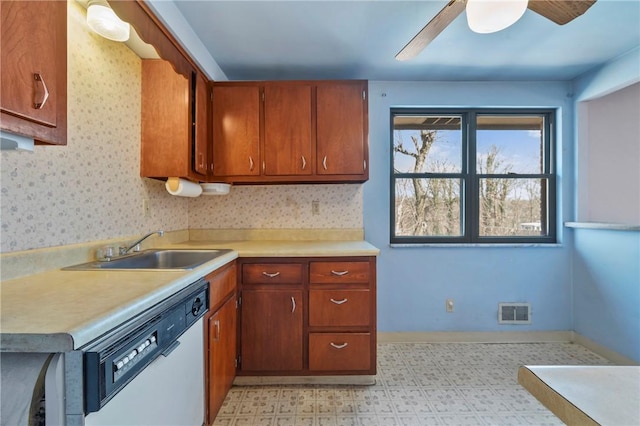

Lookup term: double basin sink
[63,249,233,271]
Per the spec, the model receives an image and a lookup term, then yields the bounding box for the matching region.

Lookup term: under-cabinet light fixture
[466,0,528,34]
[86,0,130,42]
[0,130,34,152]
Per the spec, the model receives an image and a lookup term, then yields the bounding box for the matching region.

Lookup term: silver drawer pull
[262,271,280,278]
[291,296,296,313]
[331,270,349,276]
[301,155,307,170]
[330,298,348,305]
[249,156,254,171]
[330,342,348,349]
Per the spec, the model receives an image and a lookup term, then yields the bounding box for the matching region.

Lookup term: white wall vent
[498,303,531,324]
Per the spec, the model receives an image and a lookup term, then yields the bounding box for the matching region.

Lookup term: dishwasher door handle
[161,340,181,357]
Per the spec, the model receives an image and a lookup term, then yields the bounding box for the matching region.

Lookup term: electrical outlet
[142,199,150,217]
[311,200,320,215]
[446,299,454,313]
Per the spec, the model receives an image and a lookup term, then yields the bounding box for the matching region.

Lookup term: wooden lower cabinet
[240,289,304,372]
[204,262,237,425]
[309,333,371,371]
[238,257,376,376]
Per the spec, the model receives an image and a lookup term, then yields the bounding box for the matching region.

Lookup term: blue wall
[571,48,640,363]
[364,81,575,333]
[572,229,640,362]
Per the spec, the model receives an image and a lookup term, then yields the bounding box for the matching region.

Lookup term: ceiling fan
[396,0,597,61]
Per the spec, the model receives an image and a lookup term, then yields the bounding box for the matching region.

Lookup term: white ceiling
[172,0,640,81]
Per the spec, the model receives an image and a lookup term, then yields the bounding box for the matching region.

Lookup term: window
[391,109,556,244]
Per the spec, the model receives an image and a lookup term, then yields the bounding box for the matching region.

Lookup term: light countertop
[518,365,640,425]
[1,239,379,352]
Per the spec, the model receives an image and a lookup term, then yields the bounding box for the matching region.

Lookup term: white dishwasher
[84,317,205,426]
[46,280,209,426]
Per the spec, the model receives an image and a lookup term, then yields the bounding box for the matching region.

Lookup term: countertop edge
[1,333,74,353]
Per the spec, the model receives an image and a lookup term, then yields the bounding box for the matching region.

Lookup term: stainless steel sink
[62,249,233,271]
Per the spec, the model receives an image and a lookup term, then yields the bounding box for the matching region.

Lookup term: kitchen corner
[0,228,378,424]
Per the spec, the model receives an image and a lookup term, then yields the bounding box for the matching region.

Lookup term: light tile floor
[213,342,613,425]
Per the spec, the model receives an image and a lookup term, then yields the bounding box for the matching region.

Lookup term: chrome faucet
[119,230,164,255]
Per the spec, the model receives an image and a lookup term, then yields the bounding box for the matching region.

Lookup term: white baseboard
[571,332,639,366]
[234,375,376,386]
[377,331,573,343]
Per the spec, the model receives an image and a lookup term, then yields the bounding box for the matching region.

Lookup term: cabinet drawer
[310,261,370,284]
[309,290,370,327]
[309,333,371,371]
[242,263,303,284]
[207,262,236,310]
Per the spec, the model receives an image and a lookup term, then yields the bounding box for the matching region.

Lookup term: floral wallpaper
[189,184,362,229]
[0,1,188,253]
[0,1,363,254]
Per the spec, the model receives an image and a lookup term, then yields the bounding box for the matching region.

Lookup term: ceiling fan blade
[527,0,597,25]
[395,0,467,61]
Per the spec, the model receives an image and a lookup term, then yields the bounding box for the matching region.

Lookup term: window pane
[478,178,548,237]
[476,115,544,174]
[395,178,462,237]
[393,115,462,173]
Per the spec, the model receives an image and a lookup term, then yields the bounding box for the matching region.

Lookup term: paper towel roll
[165,177,203,197]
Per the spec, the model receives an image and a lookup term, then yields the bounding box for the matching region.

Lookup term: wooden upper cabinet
[209,80,368,184]
[0,0,67,145]
[317,82,367,177]
[211,85,260,177]
[263,84,313,176]
[141,60,207,180]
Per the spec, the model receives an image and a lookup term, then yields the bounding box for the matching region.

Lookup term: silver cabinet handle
[291,296,296,313]
[249,156,254,171]
[322,156,328,170]
[330,298,348,305]
[214,319,220,342]
[301,156,307,170]
[262,271,280,278]
[330,342,348,349]
[331,270,349,276]
[33,73,49,109]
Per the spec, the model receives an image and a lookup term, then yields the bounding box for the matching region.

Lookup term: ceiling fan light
[87,0,130,42]
[466,0,529,34]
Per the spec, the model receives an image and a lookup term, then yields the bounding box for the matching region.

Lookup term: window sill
[390,243,563,248]
[564,222,640,231]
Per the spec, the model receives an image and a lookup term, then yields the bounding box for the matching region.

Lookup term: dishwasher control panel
[82,279,209,413]
[112,331,158,382]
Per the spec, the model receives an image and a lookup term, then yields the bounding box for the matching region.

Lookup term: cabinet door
[0,0,66,145]
[141,59,191,178]
[263,84,312,176]
[207,295,237,424]
[241,289,303,371]
[316,82,367,176]
[212,85,260,177]
[194,73,209,176]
